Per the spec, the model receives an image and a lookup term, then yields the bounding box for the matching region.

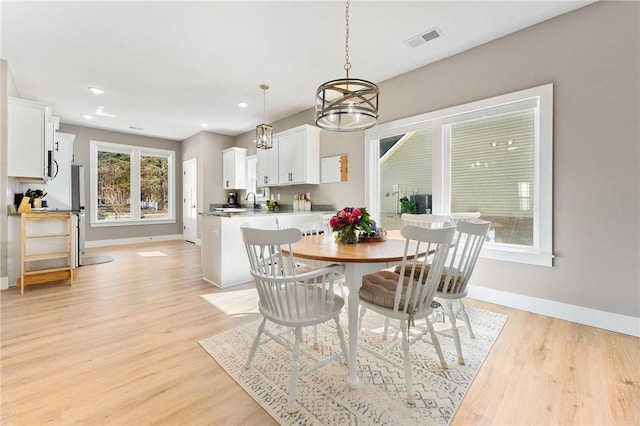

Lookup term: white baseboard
[467,284,640,337]
[1,276,8,290]
[85,234,184,248]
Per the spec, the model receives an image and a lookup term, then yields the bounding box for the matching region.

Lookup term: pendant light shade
[315,0,379,132]
[256,84,273,149]
[316,78,379,131]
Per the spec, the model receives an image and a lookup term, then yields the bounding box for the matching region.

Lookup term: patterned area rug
[200,305,507,425]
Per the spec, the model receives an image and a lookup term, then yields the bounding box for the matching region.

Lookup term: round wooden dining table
[282,231,426,389]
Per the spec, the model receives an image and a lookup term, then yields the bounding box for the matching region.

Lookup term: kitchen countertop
[199,208,335,218]
[9,208,82,216]
[200,203,336,218]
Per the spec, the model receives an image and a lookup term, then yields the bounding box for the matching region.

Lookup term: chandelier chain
[344,0,351,76]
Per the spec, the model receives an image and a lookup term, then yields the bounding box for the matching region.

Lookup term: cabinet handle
[226,180,229,187]
[264,176,268,184]
[288,172,292,182]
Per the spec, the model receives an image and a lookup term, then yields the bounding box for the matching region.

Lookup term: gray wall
[182,130,235,239]
[59,123,183,243]
[237,1,640,319]
[374,0,639,318]
[235,107,366,210]
[0,60,7,281]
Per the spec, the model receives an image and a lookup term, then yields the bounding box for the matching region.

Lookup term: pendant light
[256,84,273,149]
[315,0,379,132]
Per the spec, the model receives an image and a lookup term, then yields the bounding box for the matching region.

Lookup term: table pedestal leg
[344,263,383,389]
[347,278,360,389]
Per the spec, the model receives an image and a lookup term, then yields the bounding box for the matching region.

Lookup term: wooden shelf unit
[20,212,74,294]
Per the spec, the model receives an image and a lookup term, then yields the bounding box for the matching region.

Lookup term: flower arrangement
[329,207,373,243]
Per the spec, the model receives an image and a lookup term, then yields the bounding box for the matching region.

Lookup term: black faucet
[246,192,259,209]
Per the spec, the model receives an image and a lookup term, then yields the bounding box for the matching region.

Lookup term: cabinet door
[222,148,247,189]
[222,149,235,189]
[276,125,320,185]
[7,98,46,181]
[278,131,306,184]
[256,142,279,186]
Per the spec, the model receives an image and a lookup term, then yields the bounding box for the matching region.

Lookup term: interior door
[183,158,198,243]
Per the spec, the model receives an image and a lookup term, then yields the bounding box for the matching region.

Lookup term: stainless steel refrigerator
[71,164,86,263]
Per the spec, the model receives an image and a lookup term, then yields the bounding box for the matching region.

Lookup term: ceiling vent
[405,27,442,48]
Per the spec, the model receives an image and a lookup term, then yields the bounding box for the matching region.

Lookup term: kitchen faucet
[246,192,259,209]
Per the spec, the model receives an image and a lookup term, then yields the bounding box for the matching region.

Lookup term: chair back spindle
[394,225,456,316]
[439,219,491,296]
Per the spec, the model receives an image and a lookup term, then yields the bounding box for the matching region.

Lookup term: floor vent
[405,27,442,48]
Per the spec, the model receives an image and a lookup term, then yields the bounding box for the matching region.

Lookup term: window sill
[481,245,553,267]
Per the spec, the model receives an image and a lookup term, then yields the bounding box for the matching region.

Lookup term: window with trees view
[90,141,175,225]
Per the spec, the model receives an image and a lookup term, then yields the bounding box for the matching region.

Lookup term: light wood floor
[1,241,638,425]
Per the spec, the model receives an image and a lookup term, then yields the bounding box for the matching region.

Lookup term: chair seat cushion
[295,263,345,281]
[359,270,412,309]
[393,263,462,292]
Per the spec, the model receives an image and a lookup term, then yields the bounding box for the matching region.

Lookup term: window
[246,155,269,201]
[365,84,553,266]
[90,140,175,225]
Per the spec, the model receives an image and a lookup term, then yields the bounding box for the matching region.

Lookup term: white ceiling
[1,1,594,141]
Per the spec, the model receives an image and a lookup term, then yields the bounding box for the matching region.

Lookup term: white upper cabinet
[8,97,59,183]
[256,142,279,186]
[258,124,320,186]
[222,147,247,189]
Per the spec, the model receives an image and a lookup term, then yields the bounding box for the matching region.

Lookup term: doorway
[182,158,197,243]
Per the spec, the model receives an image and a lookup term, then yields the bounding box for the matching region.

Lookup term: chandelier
[256,84,273,149]
[315,0,379,132]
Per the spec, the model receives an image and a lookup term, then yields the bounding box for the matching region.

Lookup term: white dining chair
[434,218,491,365]
[276,214,347,348]
[376,213,454,340]
[401,213,453,228]
[450,211,482,223]
[241,225,349,414]
[276,214,325,236]
[276,214,346,290]
[357,224,456,405]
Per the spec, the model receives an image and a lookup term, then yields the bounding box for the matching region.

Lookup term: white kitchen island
[201,210,335,288]
[200,212,278,288]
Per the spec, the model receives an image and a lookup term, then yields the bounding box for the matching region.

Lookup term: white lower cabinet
[200,214,277,288]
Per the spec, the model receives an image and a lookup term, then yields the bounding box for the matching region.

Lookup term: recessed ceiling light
[89,87,105,94]
[237,101,249,108]
[82,114,93,119]
[200,122,209,127]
